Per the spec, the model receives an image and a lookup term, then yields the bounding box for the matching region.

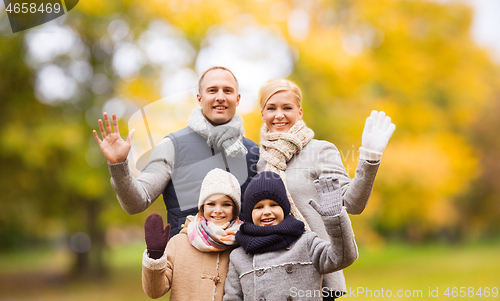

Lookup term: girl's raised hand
[144,214,171,259]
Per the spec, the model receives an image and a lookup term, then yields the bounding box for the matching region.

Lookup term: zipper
[212,147,230,172]
[221,152,230,172]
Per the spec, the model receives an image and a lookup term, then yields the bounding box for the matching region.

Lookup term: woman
[257,79,395,300]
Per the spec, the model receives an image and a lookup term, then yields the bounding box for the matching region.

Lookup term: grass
[343,240,500,299]
[0,243,153,301]
[0,240,499,300]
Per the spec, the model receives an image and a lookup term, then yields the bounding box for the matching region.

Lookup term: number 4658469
[443,287,498,298]
[5,2,62,14]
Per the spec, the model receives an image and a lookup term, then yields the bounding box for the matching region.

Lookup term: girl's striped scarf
[260,120,314,231]
[186,214,243,252]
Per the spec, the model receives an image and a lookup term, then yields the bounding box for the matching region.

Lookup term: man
[93,67,259,237]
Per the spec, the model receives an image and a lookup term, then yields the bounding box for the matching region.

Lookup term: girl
[142,168,243,300]
[223,171,358,301]
[257,79,395,299]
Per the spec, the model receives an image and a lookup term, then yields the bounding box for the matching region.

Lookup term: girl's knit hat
[198,168,241,216]
[243,171,290,222]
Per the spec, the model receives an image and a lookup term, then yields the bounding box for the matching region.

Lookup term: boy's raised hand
[144,214,171,259]
[309,176,342,216]
[93,112,135,164]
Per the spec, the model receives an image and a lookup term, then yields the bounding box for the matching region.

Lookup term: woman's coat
[257,139,379,293]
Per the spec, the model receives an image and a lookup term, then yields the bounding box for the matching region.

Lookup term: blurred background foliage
[1,0,500,294]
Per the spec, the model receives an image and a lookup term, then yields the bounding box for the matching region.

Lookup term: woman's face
[202,194,234,226]
[261,92,303,133]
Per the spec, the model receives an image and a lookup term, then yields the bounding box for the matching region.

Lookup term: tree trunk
[71,199,108,279]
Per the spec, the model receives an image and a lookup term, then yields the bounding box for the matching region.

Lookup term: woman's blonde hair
[259,79,302,110]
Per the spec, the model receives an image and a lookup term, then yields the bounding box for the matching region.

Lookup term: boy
[223,171,358,300]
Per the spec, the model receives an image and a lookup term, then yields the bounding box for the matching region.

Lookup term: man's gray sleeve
[108,138,175,214]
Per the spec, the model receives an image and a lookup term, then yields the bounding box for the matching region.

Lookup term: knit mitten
[359,110,396,161]
[309,176,342,216]
[144,214,171,260]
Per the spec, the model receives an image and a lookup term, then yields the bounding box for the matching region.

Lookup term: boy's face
[251,199,284,226]
[202,194,234,226]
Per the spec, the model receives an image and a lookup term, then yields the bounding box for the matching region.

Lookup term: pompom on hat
[198,168,241,216]
[243,171,290,223]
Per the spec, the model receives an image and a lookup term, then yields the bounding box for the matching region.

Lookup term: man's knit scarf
[260,120,314,231]
[188,108,248,157]
[186,214,243,252]
[236,215,305,254]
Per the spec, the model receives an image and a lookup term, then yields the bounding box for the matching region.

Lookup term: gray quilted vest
[162,126,259,237]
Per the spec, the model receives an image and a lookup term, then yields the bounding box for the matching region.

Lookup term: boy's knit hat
[199,168,241,216]
[243,171,290,222]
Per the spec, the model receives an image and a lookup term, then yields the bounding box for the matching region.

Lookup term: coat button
[285,265,293,274]
[258,298,266,301]
[287,296,294,301]
[285,245,292,250]
[256,270,265,277]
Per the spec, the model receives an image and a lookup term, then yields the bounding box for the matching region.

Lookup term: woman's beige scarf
[260,120,314,231]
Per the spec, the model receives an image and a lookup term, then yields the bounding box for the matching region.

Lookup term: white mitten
[359,110,396,161]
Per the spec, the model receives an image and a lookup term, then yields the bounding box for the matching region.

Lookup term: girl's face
[251,199,284,226]
[261,92,303,133]
[203,194,234,226]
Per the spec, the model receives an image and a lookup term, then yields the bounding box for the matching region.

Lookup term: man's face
[197,69,240,125]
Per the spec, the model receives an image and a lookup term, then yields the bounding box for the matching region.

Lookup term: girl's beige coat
[142,219,231,300]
